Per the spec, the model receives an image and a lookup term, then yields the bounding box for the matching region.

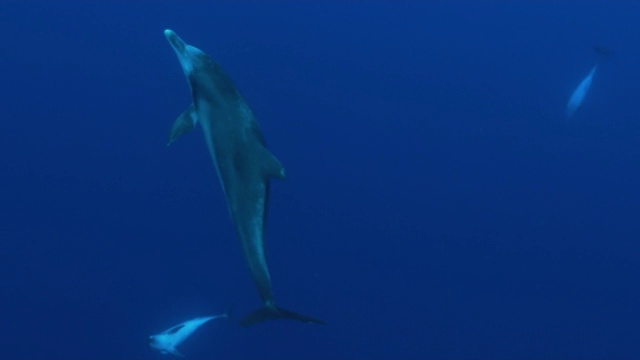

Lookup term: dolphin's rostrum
[163,29,323,326]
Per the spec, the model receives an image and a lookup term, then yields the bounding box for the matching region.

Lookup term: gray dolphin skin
[163,29,323,326]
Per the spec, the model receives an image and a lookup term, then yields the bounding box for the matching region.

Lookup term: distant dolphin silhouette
[566,65,597,118]
[148,313,228,357]
[593,45,614,59]
[565,46,613,118]
[163,29,324,326]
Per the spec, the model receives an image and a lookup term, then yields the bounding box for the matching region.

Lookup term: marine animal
[148,313,228,357]
[163,29,324,326]
[566,65,597,118]
[565,46,613,118]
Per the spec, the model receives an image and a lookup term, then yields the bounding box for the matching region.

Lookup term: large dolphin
[163,29,324,326]
[566,65,597,118]
[148,313,228,357]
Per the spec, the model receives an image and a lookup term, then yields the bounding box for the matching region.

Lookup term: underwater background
[2,2,639,359]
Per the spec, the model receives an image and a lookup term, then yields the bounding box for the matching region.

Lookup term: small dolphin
[565,46,613,118]
[566,65,597,118]
[148,313,228,357]
[163,29,324,326]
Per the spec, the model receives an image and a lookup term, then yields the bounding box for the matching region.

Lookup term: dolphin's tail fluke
[240,305,325,326]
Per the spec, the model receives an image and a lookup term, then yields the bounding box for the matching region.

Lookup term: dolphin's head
[148,332,184,356]
[164,29,209,78]
[164,29,239,103]
[148,334,174,353]
[147,335,160,351]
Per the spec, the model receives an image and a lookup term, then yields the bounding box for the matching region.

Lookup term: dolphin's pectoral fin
[259,149,286,180]
[167,104,198,146]
[169,347,185,357]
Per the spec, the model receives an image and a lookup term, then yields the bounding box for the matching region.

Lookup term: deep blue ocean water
[2,2,639,359]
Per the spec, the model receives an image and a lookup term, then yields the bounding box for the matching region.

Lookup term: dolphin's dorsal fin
[167,104,198,146]
[260,149,286,180]
[169,347,185,357]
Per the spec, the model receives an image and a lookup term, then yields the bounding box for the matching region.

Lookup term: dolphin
[565,46,613,118]
[163,29,324,326]
[148,313,228,357]
[566,65,597,118]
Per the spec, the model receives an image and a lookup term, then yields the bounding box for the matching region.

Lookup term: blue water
[2,2,639,359]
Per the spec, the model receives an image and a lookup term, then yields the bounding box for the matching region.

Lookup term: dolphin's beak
[147,336,156,350]
[164,29,186,55]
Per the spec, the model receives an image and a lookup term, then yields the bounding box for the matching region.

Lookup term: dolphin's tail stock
[240,304,325,326]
